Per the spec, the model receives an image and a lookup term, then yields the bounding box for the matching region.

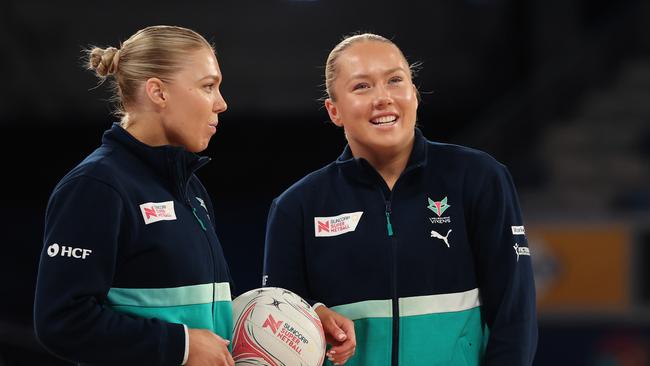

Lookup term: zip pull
[192,207,207,231]
[385,201,394,237]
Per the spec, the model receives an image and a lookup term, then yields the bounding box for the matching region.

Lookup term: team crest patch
[428,196,451,224]
[139,201,177,225]
[314,212,363,237]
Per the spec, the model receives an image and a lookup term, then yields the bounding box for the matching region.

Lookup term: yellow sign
[528,223,631,311]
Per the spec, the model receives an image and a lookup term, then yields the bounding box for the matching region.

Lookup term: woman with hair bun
[34,25,234,366]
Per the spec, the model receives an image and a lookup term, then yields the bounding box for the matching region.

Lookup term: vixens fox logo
[428,196,452,224]
[427,197,450,217]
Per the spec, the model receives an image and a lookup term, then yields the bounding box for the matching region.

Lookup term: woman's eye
[204,84,214,91]
[353,83,369,91]
[389,76,403,84]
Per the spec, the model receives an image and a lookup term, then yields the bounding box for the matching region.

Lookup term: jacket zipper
[368,170,400,366]
[385,201,394,237]
[184,182,217,330]
[385,194,399,366]
[382,169,421,366]
[365,156,424,366]
[192,207,207,231]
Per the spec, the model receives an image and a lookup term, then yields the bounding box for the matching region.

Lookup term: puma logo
[430,229,452,247]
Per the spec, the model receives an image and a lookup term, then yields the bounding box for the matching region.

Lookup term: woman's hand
[186,328,234,366]
[315,305,357,365]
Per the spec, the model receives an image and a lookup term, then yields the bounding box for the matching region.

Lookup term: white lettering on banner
[314,212,363,237]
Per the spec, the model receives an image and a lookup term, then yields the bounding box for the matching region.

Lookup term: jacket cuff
[182,324,189,365]
[162,322,186,366]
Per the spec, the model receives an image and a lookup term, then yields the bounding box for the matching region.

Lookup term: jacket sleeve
[262,198,316,304]
[468,161,538,365]
[34,176,185,365]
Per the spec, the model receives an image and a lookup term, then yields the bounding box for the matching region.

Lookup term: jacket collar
[102,123,210,198]
[335,127,428,187]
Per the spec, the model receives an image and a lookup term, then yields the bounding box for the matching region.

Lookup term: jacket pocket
[459,336,480,366]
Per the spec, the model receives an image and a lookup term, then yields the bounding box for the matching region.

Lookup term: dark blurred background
[1,0,649,365]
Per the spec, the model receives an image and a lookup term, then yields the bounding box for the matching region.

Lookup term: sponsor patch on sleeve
[511,225,526,235]
[314,211,363,237]
[513,243,531,261]
[139,201,177,225]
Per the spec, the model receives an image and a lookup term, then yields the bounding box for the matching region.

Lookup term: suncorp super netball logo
[314,211,363,237]
[262,314,309,354]
[262,314,284,334]
[139,201,177,225]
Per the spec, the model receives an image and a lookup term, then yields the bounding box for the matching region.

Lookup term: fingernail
[337,333,346,340]
[329,350,336,355]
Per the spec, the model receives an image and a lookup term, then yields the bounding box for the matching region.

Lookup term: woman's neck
[351,138,414,191]
[121,112,169,147]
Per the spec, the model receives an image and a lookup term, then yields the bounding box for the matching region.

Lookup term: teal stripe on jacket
[328,289,488,366]
[107,282,233,339]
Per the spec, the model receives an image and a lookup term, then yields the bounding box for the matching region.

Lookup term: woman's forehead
[337,42,408,75]
[177,48,221,79]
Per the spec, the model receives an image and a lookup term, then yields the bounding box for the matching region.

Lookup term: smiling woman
[34,26,235,366]
[263,33,538,366]
[323,37,418,189]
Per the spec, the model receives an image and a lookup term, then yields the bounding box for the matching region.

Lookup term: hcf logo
[47,243,92,259]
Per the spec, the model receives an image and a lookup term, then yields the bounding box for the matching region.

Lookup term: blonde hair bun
[88,47,120,77]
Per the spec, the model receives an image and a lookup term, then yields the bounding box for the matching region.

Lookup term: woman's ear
[325,98,343,127]
[144,78,167,107]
